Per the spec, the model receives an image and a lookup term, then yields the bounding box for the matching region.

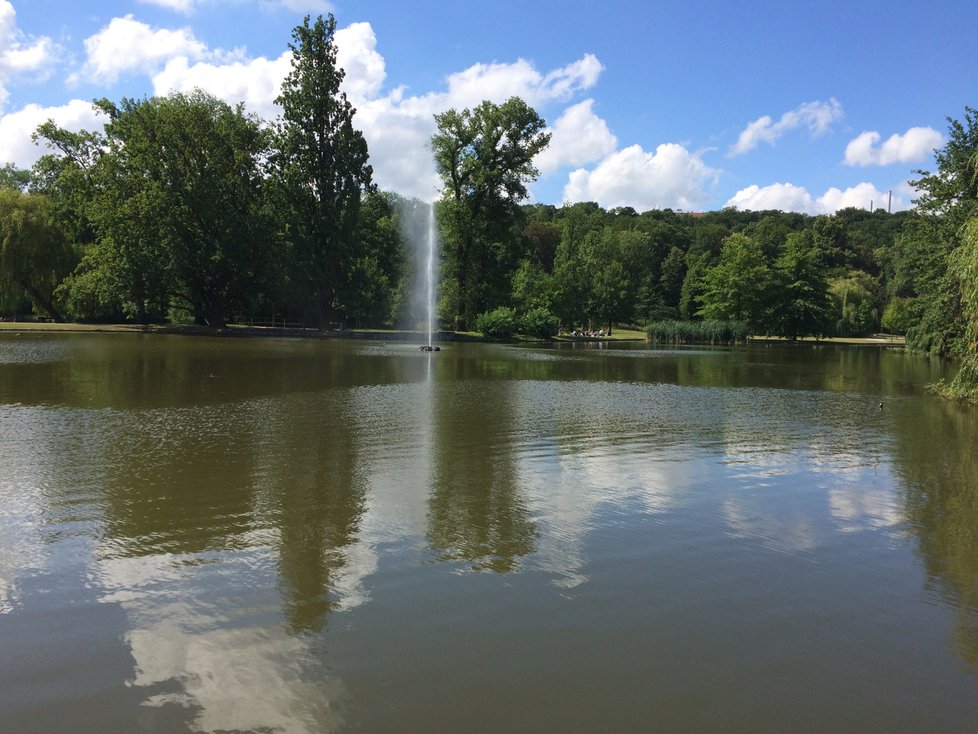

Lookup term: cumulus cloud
[724,183,816,213]
[729,98,843,156]
[442,53,603,111]
[724,181,907,214]
[152,53,292,120]
[816,182,904,213]
[0,0,57,110]
[0,99,107,167]
[535,99,617,175]
[843,126,943,167]
[70,15,209,85]
[563,143,719,211]
[334,22,386,100]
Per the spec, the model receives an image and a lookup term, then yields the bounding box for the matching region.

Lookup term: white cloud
[334,22,386,100]
[152,53,292,121]
[71,15,209,85]
[725,181,908,214]
[0,99,107,167]
[442,53,602,110]
[137,0,196,12]
[816,182,905,213]
[843,126,942,167]
[535,99,617,175]
[563,143,719,211]
[729,98,843,156]
[0,0,57,110]
[724,182,816,213]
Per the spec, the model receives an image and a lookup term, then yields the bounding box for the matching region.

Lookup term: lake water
[1,333,977,733]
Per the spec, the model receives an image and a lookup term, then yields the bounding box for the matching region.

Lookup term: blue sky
[1,0,975,213]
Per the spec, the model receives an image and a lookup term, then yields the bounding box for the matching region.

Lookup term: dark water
[1,333,977,733]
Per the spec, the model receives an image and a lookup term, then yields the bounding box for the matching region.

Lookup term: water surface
[1,334,976,732]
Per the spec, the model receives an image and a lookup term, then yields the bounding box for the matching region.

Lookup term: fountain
[418,201,440,352]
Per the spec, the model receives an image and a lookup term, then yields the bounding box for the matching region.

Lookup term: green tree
[275,13,373,328]
[0,164,29,190]
[431,97,550,328]
[30,117,107,249]
[828,270,878,337]
[698,233,773,333]
[771,231,831,338]
[0,189,77,320]
[74,92,276,326]
[337,190,405,327]
[941,219,978,399]
[895,109,978,356]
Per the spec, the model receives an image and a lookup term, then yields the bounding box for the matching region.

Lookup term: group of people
[562,327,606,338]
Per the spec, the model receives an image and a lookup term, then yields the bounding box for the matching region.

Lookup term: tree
[698,233,773,333]
[912,107,978,227]
[335,190,406,327]
[0,164,29,190]
[942,219,978,399]
[71,92,276,326]
[896,109,978,357]
[0,189,77,320]
[771,231,831,338]
[431,97,550,328]
[828,270,878,337]
[275,13,373,328]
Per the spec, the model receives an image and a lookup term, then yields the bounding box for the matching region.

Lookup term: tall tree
[698,233,773,333]
[772,231,831,338]
[431,97,550,328]
[275,13,373,328]
[900,109,978,356]
[67,92,276,326]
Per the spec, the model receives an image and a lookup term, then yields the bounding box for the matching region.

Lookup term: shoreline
[0,321,906,347]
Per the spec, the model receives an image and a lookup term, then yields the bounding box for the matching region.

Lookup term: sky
[1,0,976,213]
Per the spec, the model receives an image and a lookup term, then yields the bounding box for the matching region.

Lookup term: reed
[645,319,749,345]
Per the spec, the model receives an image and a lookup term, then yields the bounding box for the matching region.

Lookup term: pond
[1,333,977,733]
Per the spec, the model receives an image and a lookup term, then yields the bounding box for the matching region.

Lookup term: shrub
[519,307,559,339]
[881,297,915,335]
[475,306,519,338]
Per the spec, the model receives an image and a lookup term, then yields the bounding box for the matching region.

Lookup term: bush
[519,307,559,339]
[475,306,519,338]
[881,297,915,335]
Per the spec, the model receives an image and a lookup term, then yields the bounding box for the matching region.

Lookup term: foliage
[432,97,550,328]
[881,297,915,335]
[936,219,978,401]
[519,306,559,339]
[0,164,29,191]
[475,306,519,338]
[91,92,275,326]
[828,270,878,337]
[698,233,774,333]
[275,13,373,327]
[771,231,831,338]
[0,189,77,320]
